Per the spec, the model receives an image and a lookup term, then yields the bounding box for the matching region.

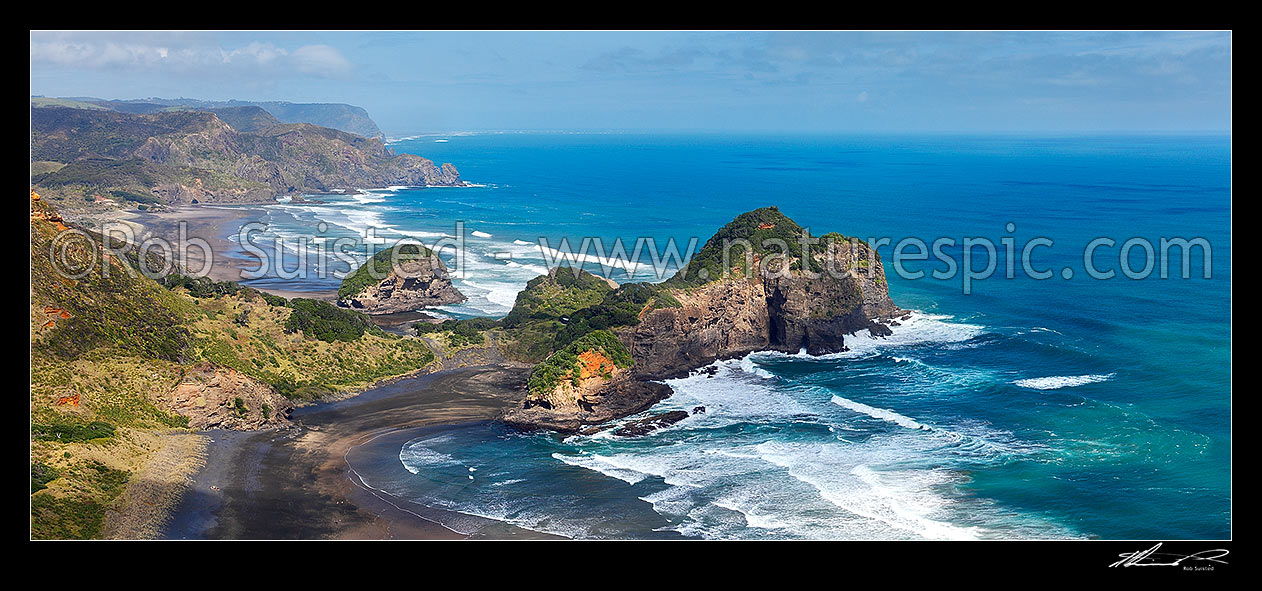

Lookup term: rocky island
[337,244,467,314]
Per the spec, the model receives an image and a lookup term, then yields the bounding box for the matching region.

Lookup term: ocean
[227,132,1231,540]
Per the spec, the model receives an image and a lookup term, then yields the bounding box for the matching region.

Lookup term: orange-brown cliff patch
[54,392,80,407]
[577,349,615,380]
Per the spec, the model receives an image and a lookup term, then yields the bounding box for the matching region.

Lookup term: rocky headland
[497,206,907,435]
[30,105,461,208]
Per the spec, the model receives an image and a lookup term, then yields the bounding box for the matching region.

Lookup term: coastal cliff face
[500,207,905,433]
[338,245,466,314]
[33,97,387,139]
[30,106,461,206]
[159,362,294,430]
[624,235,902,379]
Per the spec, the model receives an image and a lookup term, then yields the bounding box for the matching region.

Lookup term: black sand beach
[161,365,555,540]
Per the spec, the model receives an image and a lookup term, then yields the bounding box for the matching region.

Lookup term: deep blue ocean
[230,132,1230,539]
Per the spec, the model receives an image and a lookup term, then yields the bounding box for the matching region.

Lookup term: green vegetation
[31,199,194,362]
[492,267,677,363]
[204,106,280,133]
[108,189,161,205]
[31,421,116,443]
[284,298,384,342]
[31,462,60,494]
[30,461,129,539]
[30,96,110,110]
[665,206,809,287]
[339,243,434,300]
[29,104,421,211]
[526,330,634,396]
[553,281,679,348]
[233,397,248,417]
[502,268,615,326]
[160,274,248,298]
[414,316,498,348]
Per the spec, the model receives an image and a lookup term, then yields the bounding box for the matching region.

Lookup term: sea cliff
[30,106,461,208]
[500,207,907,434]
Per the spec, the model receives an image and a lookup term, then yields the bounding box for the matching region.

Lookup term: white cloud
[290,44,353,78]
[29,34,355,80]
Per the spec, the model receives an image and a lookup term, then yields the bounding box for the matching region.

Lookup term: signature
[1109,543,1229,568]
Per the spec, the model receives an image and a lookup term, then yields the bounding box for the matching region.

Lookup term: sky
[30,30,1232,134]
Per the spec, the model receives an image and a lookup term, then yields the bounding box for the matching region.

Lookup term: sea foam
[1013,373,1115,390]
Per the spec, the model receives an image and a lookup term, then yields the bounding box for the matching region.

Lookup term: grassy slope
[30,196,438,538]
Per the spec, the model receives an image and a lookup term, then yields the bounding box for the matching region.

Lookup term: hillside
[29,106,460,208]
[43,96,385,138]
[30,193,441,539]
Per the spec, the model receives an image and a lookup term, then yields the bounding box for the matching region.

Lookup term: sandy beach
[111,205,339,301]
[160,365,557,540]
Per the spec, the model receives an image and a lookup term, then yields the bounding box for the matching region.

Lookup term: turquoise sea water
[232,133,1230,539]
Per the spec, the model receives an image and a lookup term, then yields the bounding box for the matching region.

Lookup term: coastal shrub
[664,206,808,287]
[109,189,160,205]
[267,375,337,400]
[159,274,245,298]
[259,291,288,307]
[552,282,678,348]
[338,243,434,300]
[233,397,248,417]
[414,316,499,347]
[29,461,129,540]
[31,462,59,494]
[283,298,382,342]
[501,267,614,327]
[527,329,633,395]
[32,421,116,443]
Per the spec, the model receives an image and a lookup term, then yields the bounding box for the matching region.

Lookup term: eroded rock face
[339,254,466,314]
[159,362,293,430]
[502,208,907,434]
[502,374,673,434]
[620,239,903,380]
[620,277,772,380]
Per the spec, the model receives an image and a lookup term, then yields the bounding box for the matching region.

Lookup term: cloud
[30,34,355,80]
[290,44,353,78]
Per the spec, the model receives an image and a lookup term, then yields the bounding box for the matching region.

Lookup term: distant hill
[38,96,385,138]
[203,106,281,133]
[29,106,459,205]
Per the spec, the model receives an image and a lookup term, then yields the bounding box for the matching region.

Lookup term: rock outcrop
[622,232,903,379]
[158,362,293,430]
[503,374,673,434]
[338,244,466,314]
[501,207,907,433]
